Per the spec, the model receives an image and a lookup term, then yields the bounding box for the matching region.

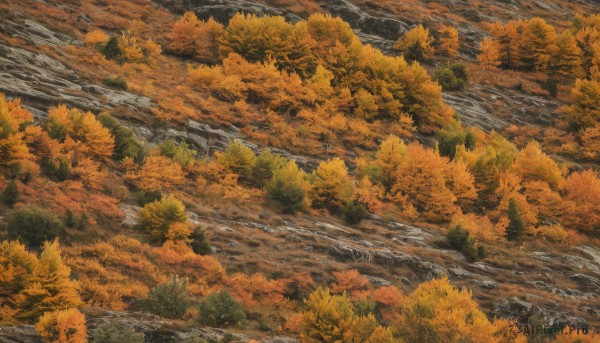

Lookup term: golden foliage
[168,12,223,64]
[84,29,109,46]
[477,38,501,68]
[126,154,186,191]
[510,141,563,190]
[567,78,600,130]
[310,157,354,209]
[437,24,459,57]
[394,24,434,60]
[12,240,81,320]
[219,13,316,77]
[138,195,188,243]
[396,277,499,342]
[35,308,87,343]
[564,169,600,231]
[390,143,475,222]
[300,288,354,343]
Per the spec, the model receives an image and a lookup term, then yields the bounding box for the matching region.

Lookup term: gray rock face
[189,0,302,24]
[569,274,600,293]
[476,279,497,289]
[314,0,408,43]
[0,18,153,119]
[0,325,39,343]
[491,297,588,328]
[0,310,296,343]
[0,43,153,119]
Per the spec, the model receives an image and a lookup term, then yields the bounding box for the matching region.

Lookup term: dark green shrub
[190,227,212,255]
[447,224,469,249]
[77,212,89,231]
[98,114,142,161]
[266,161,306,213]
[543,77,558,97]
[92,321,144,343]
[343,201,368,224]
[104,75,128,90]
[2,180,19,207]
[437,121,476,158]
[251,149,287,187]
[63,209,75,227]
[447,225,485,262]
[434,62,469,91]
[354,298,377,317]
[139,275,191,318]
[505,198,525,241]
[198,290,246,327]
[135,189,163,206]
[6,207,64,248]
[102,36,122,60]
[404,41,424,62]
[159,139,197,167]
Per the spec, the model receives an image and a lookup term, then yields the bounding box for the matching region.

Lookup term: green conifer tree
[505,198,525,241]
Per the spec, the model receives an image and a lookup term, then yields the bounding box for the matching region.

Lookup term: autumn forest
[0,0,599,342]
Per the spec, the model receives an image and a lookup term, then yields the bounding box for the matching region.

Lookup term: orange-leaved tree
[35,308,87,343]
[395,277,501,342]
[310,157,354,209]
[395,24,434,61]
[168,12,223,64]
[14,240,81,320]
[437,24,459,57]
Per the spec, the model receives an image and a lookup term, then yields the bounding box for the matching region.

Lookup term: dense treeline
[168,12,452,133]
[476,15,600,79]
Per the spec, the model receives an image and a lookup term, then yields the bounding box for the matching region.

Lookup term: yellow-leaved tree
[0,94,37,177]
[168,12,224,64]
[138,195,189,244]
[567,78,600,130]
[14,240,81,320]
[437,24,459,57]
[395,24,434,61]
[35,308,87,343]
[477,38,501,68]
[395,277,504,342]
[125,154,186,192]
[310,158,354,209]
[373,135,407,194]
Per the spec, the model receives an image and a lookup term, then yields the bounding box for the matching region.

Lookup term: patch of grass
[104,75,128,90]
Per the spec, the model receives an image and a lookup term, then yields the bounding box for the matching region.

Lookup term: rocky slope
[0,0,599,341]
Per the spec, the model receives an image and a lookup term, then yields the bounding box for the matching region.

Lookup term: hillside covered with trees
[0,0,599,342]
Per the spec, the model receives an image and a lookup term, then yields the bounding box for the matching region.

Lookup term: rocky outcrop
[0,325,39,343]
[0,311,298,343]
[491,297,588,329]
[0,17,153,119]
[189,0,303,24]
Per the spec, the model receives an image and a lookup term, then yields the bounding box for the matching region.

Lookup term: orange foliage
[477,38,501,68]
[168,12,223,64]
[125,154,186,191]
[84,29,109,46]
[564,169,600,232]
[372,285,404,323]
[35,308,87,343]
[437,24,459,57]
[330,270,369,300]
[225,273,291,309]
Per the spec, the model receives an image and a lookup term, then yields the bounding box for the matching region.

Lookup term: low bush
[104,76,128,90]
[6,207,64,248]
[138,275,191,318]
[198,290,246,327]
[435,62,469,91]
[447,224,486,261]
[93,321,144,343]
